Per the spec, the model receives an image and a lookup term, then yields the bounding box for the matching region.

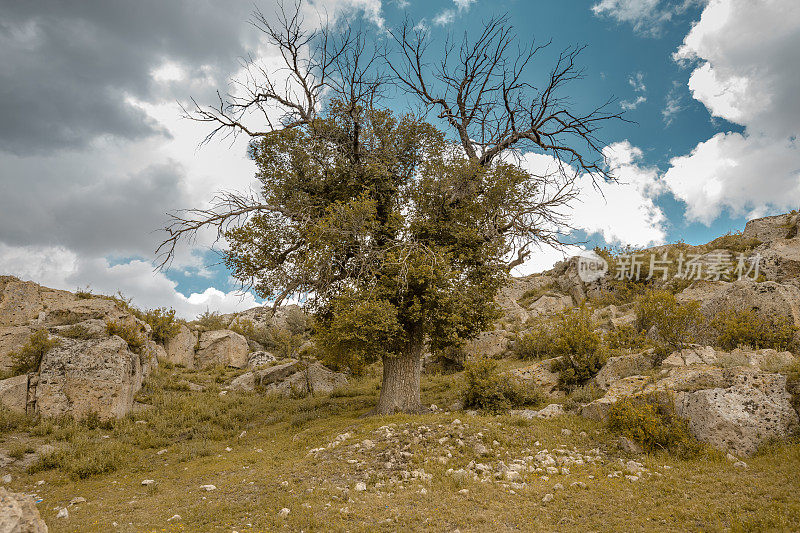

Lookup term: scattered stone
[625,475,639,482]
[141,479,155,486]
[1,474,10,484]
[618,436,643,454]
[56,507,69,519]
[733,461,748,469]
[69,497,86,505]
[552,483,564,491]
[355,482,367,492]
[277,508,290,518]
[168,514,182,522]
[200,484,217,491]
[542,493,554,503]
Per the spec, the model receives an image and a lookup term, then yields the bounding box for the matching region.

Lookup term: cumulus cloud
[663,0,800,222]
[433,0,477,26]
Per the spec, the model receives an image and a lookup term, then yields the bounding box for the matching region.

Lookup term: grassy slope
[1,366,799,533]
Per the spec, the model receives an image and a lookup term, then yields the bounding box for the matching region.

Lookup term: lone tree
[158,4,620,414]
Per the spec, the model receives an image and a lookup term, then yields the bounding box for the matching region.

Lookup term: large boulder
[593,352,654,390]
[195,330,249,369]
[35,336,143,419]
[579,375,653,421]
[759,237,800,282]
[0,279,42,327]
[0,375,29,413]
[509,357,563,396]
[164,324,198,368]
[0,487,48,532]
[229,360,347,396]
[463,330,510,359]
[680,280,800,328]
[675,370,799,456]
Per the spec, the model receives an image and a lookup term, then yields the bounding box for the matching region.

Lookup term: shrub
[463,357,544,413]
[141,307,180,344]
[105,320,145,354]
[512,324,555,360]
[10,330,60,375]
[711,309,797,352]
[548,307,607,390]
[634,289,701,353]
[194,309,228,331]
[605,323,650,352]
[607,393,703,457]
[75,287,93,299]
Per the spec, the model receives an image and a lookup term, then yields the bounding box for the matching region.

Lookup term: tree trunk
[374,340,424,415]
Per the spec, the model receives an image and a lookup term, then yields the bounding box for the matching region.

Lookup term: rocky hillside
[1,212,800,531]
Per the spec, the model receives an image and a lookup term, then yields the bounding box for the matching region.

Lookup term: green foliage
[549,308,606,390]
[711,309,797,352]
[512,323,555,360]
[28,438,130,480]
[10,330,60,375]
[605,323,651,352]
[607,393,703,457]
[141,307,180,344]
[316,296,402,375]
[75,286,94,299]
[194,309,228,331]
[105,320,145,354]
[462,357,544,414]
[634,289,701,354]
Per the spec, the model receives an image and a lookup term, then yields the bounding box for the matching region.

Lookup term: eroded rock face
[0,375,28,413]
[463,330,510,359]
[742,212,798,242]
[0,279,42,327]
[0,487,49,532]
[36,336,143,420]
[195,330,249,369]
[164,324,197,369]
[675,370,799,456]
[0,326,34,373]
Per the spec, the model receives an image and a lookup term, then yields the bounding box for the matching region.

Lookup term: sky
[0,0,798,318]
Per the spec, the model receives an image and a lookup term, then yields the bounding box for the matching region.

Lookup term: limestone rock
[0,279,42,327]
[759,238,800,282]
[675,370,799,456]
[0,375,29,413]
[164,324,198,369]
[0,326,34,373]
[509,357,563,396]
[195,330,249,369]
[742,212,798,242]
[580,375,652,422]
[594,352,654,390]
[36,336,143,419]
[662,346,719,367]
[0,487,49,532]
[463,330,509,359]
[230,360,347,396]
[248,351,276,368]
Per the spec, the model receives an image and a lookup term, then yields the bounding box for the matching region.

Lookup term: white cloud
[592,0,700,36]
[663,0,800,223]
[662,81,685,125]
[433,0,476,26]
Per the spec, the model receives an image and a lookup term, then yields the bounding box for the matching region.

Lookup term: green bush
[711,309,797,352]
[512,324,555,360]
[607,393,703,457]
[605,323,650,352]
[105,320,145,354]
[634,289,701,354]
[141,307,180,345]
[548,307,607,390]
[463,358,544,413]
[194,309,228,331]
[10,330,60,375]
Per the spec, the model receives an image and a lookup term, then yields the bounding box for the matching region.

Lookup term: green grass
[0,365,798,532]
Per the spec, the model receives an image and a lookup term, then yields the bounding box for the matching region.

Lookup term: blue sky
[1,0,798,317]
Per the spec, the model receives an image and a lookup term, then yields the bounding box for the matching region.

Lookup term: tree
[158,3,620,414]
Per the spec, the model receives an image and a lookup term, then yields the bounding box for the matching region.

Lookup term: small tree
[158,4,620,413]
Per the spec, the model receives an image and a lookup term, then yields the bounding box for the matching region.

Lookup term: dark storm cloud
[0,0,257,154]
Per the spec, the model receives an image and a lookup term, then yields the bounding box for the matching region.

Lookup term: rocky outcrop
[463,330,510,359]
[0,326,34,373]
[0,487,49,532]
[0,375,28,413]
[248,351,276,368]
[509,357,563,396]
[593,352,653,390]
[195,330,249,369]
[675,370,799,456]
[35,336,143,420]
[681,280,800,329]
[229,360,347,396]
[742,212,798,242]
[164,324,197,368]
